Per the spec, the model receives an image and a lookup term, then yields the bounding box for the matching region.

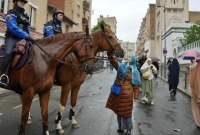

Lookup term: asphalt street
[0,69,200,135]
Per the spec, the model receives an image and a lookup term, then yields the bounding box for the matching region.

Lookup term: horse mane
[35,32,86,45]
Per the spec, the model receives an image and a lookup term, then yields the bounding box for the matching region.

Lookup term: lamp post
[157,3,167,79]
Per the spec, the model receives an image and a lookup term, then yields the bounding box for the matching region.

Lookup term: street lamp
[157,4,167,79]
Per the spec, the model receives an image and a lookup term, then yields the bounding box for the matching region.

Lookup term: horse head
[99,23,124,58]
[72,25,95,75]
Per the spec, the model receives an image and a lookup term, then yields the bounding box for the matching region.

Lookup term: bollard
[184,72,188,89]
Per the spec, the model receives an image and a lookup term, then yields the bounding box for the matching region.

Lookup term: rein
[32,36,95,65]
[100,31,121,51]
[33,40,66,64]
[77,37,96,63]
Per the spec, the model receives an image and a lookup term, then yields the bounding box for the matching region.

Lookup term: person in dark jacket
[43,9,64,37]
[138,53,147,74]
[0,0,33,86]
[168,58,180,95]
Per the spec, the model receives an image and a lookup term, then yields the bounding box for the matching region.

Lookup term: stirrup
[0,74,9,86]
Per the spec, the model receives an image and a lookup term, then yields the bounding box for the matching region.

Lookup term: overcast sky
[91,0,200,42]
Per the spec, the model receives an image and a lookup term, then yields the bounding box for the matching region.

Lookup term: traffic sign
[163,48,167,55]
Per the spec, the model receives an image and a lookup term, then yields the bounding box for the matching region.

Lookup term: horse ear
[86,25,89,37]
[101,23,105,32]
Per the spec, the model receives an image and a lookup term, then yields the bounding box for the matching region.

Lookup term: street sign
[163,48,167,55]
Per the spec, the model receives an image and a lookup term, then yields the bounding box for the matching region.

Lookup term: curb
[158,76,191,97]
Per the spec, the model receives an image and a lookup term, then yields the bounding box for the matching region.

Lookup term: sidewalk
[159,76,191,97]
[0,88,10,95]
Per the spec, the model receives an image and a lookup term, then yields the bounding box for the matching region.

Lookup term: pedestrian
[168,58,180,96]
[152,61,159,84]
[140,58,157,105]
[106,52,141,135]
[0,0,34,86]
[138,53,147,74]
[189,60,200,128]
[43,9,64,37]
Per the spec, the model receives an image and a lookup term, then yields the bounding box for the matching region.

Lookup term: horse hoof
[56,129,65,134]
[72,123,80,129]
[27,119,32,125]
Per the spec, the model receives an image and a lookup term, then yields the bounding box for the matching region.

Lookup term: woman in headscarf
[106,53,141,135]
[189,60,200,128]
[140,58,157,104]
[168,58,180,96]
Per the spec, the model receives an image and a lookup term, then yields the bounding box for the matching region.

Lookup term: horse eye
[108,35,112,39]
[89,44,93,48]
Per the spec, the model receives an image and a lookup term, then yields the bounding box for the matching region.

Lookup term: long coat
[106,56,140,117]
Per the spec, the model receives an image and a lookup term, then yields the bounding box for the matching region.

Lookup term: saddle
[0,39,30,69]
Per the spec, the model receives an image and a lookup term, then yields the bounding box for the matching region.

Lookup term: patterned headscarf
[117,62,129,79]
[129,55,142,85]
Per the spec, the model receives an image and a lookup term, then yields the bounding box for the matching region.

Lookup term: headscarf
[141,58,156,80]
[168,58,180,85]
[117,62,129,79]
[129,55,142,85]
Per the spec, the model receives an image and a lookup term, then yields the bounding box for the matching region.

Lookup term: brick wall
[48,0,65,11]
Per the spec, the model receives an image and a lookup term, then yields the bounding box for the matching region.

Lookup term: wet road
[0,69,200,135]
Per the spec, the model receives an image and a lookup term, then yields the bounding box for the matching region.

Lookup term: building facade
[121,41,136,57]
[156,0,189,61]
[136,0,200,61]
[0,0,47,45]
[136,4,156,58]
[97,15,117,34]
[64,0,92,32]
[0,0,93,46]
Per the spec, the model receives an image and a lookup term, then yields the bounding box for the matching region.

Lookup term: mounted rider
[43,9,64,37]
[0,0,34,86]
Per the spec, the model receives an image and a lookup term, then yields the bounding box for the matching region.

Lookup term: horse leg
[39,91,50,135]
[69,85,81,129]
[19,95,32,125]
[19,91,34,135]
[55,84,71,134]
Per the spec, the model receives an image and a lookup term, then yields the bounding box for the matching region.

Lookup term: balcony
[82,17,88,26]
[178,40,200,56]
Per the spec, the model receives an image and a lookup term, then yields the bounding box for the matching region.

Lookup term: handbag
[110,72,129,95]
[142,69,151,80]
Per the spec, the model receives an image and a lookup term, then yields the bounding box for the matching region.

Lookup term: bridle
[100,31,121,51]
[76,35,95,63]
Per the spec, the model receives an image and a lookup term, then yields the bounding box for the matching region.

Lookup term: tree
[182,21,200,45]
[92,19,111,32]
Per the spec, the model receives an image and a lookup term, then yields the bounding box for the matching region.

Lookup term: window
[76,21,79,31]
[77,3,80,17]
[0,0,8,14]
[29,6,36,27]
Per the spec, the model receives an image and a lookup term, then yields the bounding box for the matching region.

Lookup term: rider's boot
[0,55,12,86]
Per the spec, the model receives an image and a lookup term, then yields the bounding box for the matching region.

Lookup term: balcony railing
[178,40,200,53]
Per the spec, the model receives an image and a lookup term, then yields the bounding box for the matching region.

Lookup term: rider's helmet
[53,9,64,19]
[13,0,28,4]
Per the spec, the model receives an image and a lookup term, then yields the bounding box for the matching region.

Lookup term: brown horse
[1,30,95,135]
[54,24,124,134]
